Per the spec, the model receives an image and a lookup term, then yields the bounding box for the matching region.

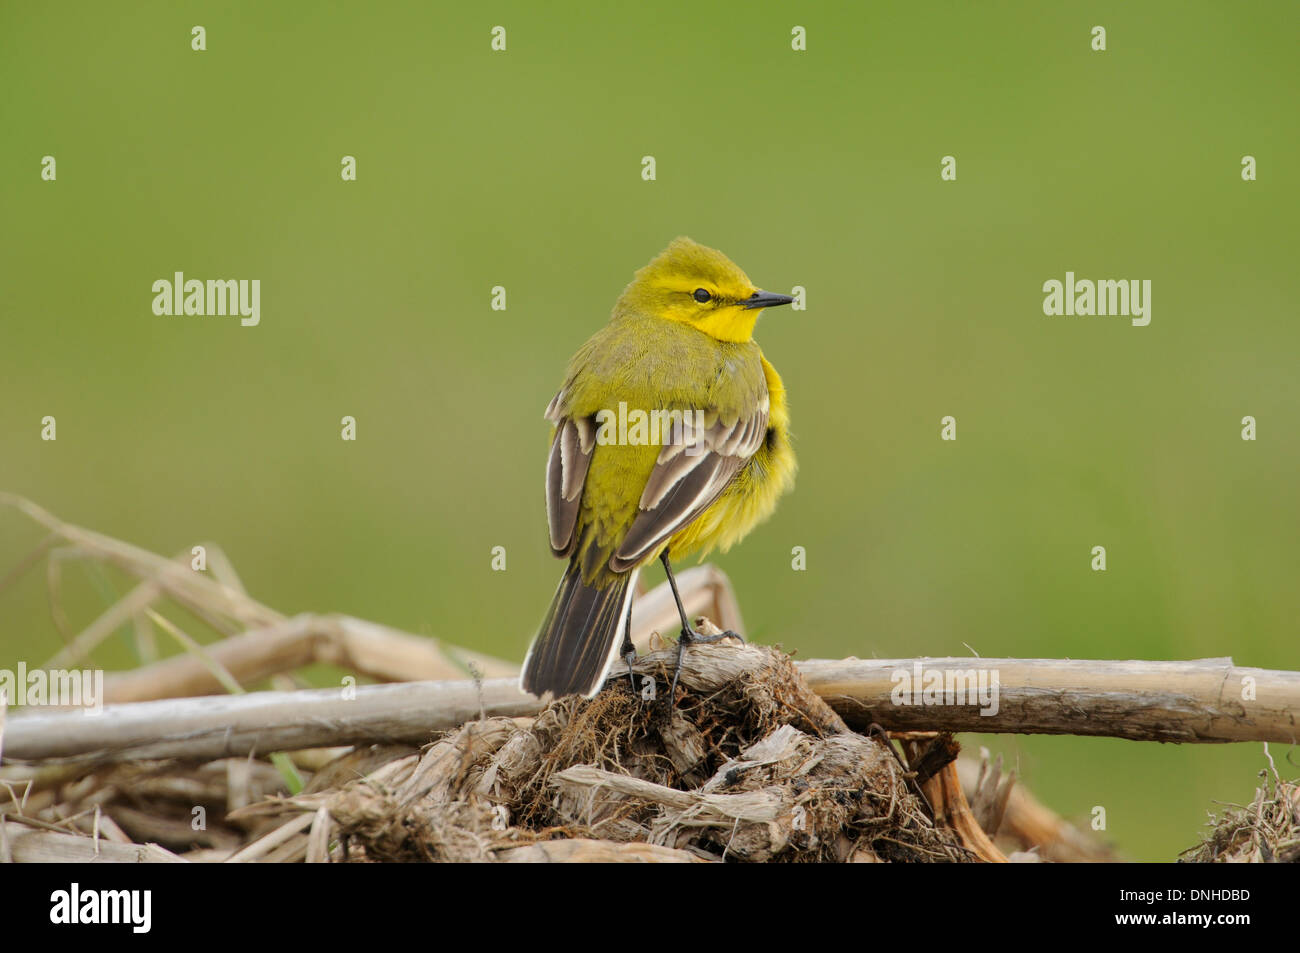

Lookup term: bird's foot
[617,634,643,695]
[668,625,745,701]
[678,627,744,646]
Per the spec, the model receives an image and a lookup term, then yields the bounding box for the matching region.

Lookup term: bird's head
[616,237,793,343]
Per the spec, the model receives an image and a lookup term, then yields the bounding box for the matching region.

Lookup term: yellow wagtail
[521,237,797,698]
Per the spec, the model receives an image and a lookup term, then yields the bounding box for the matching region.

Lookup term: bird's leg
[661,552,744,700]
[620,603,638,689]
[660,551,745,644]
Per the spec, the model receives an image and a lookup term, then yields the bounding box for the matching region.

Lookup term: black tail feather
[521,564,634,698]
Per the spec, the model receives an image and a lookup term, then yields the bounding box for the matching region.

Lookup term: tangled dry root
[1182,772,1300,863]
[307,641,967,862]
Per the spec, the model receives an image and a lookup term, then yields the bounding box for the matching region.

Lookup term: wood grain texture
[4,652,1296,764]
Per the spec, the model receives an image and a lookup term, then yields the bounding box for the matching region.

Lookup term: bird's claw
[678,627,744,646]
[669,627,744,702]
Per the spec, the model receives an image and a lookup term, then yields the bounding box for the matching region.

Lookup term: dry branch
[97,565,733,703]
[101,613,517,703]
[3,678,537,763]
[6,650,1297,765]
[494,839,703,862]
[799,656,1299,743]
[0,822,184,863]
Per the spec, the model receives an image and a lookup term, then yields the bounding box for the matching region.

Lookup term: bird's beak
[741,290,795,310]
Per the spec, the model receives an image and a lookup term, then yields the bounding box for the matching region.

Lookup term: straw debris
[255,641,967,863]
[1181,769,1300,863]
[5,498,1265,863]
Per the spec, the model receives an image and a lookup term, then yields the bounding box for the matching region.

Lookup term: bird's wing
[543,391,595,558]
[609,398,769,572]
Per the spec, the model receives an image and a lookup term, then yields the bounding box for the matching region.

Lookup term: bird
[520,237,797,699]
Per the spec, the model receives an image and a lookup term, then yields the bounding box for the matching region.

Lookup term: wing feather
[610,404,767,572]
[545,403,594,557]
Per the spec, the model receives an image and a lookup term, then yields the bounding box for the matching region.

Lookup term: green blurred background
[2,1,1297,860]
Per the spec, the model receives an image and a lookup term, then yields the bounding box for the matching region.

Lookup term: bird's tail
[521,562,637,699]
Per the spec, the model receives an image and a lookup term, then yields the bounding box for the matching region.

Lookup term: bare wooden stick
[101,613,517,703]
[921,761,1007,863]
[0,822,184,863]
[0,499,286,668]
[99,567,730,702]
[223,813,315,863]
[4,650,1297,765]
[4,678,538,762]
[495,838,704,863]
[799,655,1300,743]
[306,807,332,863]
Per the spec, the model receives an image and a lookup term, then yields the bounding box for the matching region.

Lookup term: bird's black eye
[692,288,711,303]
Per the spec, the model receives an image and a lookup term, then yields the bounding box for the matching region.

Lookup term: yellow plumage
[522,237,797,698]
[665,355,796,560]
